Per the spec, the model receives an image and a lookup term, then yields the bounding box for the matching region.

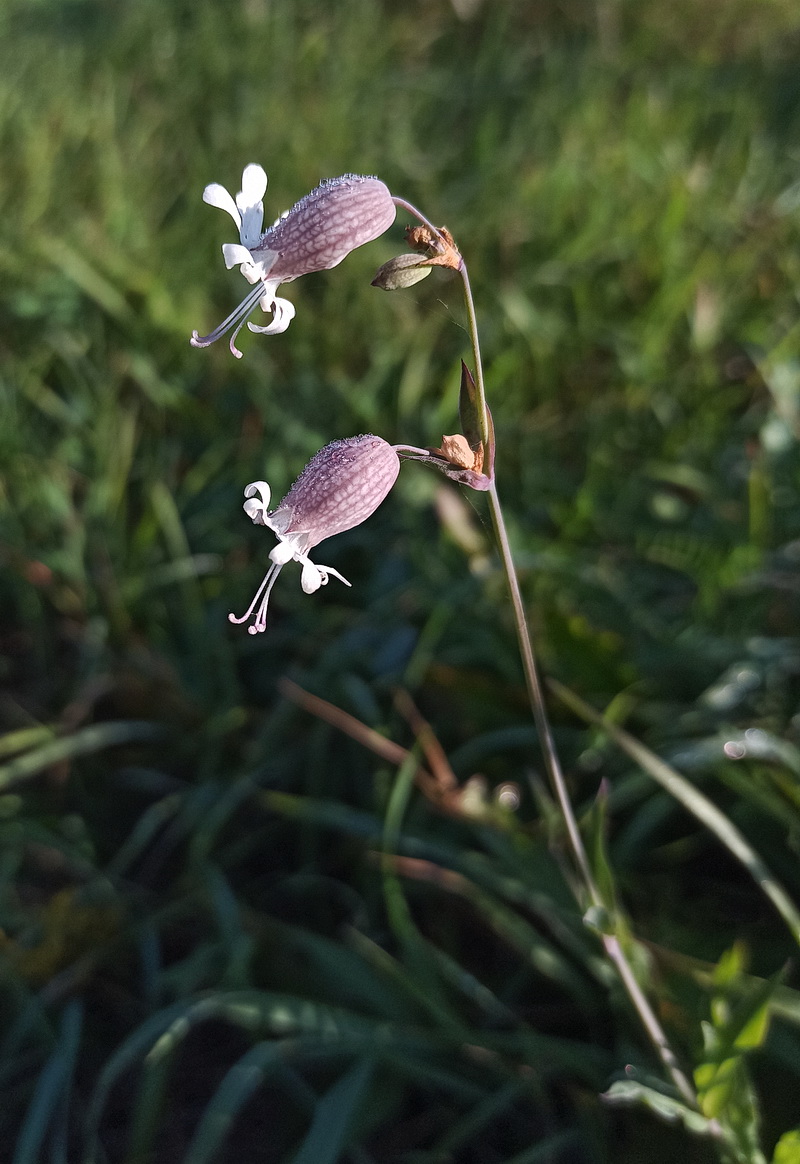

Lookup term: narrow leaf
[549,680,800,948]
[13,1002,82,1164]
[458,361,481,452]
[291,1058,374,1164]
[603,1079,714,1137]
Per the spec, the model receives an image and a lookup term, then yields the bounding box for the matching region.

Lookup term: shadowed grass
[2,0,800,1160]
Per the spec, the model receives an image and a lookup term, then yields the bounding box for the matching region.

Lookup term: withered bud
[404,224,462,270]
[429,434,483,472]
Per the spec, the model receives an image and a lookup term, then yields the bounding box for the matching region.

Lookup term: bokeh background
[2,0,800,1160]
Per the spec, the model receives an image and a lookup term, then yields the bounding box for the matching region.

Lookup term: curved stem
[486,480,597,894]
[391,197,444,239]
[395,195,697,1108]
[460,259,697,1110]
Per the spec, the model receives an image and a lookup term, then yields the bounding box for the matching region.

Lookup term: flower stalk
[395,197,697,1108]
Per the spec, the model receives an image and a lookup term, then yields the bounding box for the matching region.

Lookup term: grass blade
[290,1057,374,1164]
[550,680,800,947]
[13,1001,82,1164]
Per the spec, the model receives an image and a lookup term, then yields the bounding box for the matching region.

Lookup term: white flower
[229,435,402,634]
[192,166,396,359]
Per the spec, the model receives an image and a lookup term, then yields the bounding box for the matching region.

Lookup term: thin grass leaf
[105,793,183,879]
[503,1132,584,1164]
[432,1078,529,1155]
[84,1000,201,1163]
[290,1057,374,1164]
[84,990,454,1160]
[123,1047,175,1164]
[181,1041,286,1164]
[0,722,162,792]
[603,1079,716,1138]
[0,726,54,762]
[13,1001,82,1164]
[550,680,800,946]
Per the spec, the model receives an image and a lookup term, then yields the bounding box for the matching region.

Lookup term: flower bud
[372,253,434,291]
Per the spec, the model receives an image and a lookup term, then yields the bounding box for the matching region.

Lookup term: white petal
[248,296,296,336]
[202,183,242,229]
[223,243,256,270]
[239,209,264,249]
[238,164,267,207]
[301,561,323,594]
[270,540,296,567]
[317,564,352,588]
[244,480,271,505]
[243,498,267,525]
[257,276,281,308]
[236,165,268,249]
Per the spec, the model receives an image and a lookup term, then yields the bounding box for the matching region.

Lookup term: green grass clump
[2,0,800,1160]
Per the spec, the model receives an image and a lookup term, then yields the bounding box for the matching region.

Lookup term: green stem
[458,259,697,1110]
[393,198,697,1108]
[459,261,595,890]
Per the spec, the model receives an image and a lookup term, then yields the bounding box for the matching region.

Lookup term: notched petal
[247,297,296,336]
[223,243,256,269]
[238,164,267,206]
[244,481,271,503]
[301,561,323,593]
[203,183,242,227]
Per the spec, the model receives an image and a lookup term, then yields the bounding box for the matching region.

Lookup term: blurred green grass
[2,0,800,1160]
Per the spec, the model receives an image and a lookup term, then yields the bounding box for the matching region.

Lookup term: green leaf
[291,1057,374,1164]
[549,680,800,948]
[603,1079,714,1137]
[0,721,162,791]
[13,1002,83,1164]
[458,361,481,451]
[772,1130,800,1164]
[586,779,618,911]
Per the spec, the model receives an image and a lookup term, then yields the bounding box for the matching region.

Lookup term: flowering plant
[191,166,396,357]
[229,434,402,634]
[188,157,800,1160]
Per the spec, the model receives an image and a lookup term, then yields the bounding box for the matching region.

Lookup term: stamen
[228,561,282,632]
[191,281,269,358]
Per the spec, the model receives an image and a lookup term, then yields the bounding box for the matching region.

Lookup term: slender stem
[459,258,697,1110]
[460,262,596,888]
[604,934,696,1106]
[395,197,697,1108]
[392,197,443,239]
[486,481,596,893]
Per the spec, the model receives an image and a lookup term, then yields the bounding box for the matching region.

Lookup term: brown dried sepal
[402,443,491,491]
[429,433,484,474]
[404,224,462,271]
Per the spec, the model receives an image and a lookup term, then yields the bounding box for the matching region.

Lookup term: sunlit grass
[2,0,800,1159]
